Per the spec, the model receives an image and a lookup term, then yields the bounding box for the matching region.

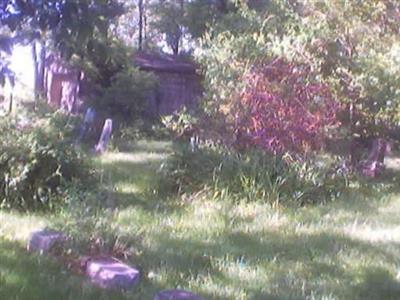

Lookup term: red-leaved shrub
[235,59,340,154]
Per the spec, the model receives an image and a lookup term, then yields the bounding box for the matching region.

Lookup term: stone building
[43,51,202,115]
[44,54,82,113]
[133,51,202,116]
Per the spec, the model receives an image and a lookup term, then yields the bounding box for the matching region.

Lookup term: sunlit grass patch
[2,139,400,299]
[0,238,136,300]
[0,211,48,242]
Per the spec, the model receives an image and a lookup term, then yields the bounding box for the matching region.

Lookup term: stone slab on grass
[154,289,205,300]
[86,256,140,290]
[27,229,66,254]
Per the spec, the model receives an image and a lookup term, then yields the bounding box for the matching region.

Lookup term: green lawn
[1,140,400,299]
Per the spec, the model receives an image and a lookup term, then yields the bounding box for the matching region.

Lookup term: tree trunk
[179,0,184,54]
[38,39,46,97]
[32,41,39,105]
[8,92,13,114]
[144,0,148,41]
[170,0,184,55]
[172,38,179,55]
[138,0,143,50]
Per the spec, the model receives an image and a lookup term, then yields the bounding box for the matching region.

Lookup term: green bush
[161,107,199,138]
[158,143,348,205]
[0,112,93,210]
[90,67,158,125]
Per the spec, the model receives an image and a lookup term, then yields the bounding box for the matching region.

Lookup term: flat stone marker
[27,229,65,254]
[154,289,205,300]
[86,257,140,290]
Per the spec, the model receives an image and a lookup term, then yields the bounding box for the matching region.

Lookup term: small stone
[154,289,205,300]
[86,257,140,290]
[27,229,66,254]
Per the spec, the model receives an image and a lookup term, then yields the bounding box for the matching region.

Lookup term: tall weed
[158,143,348,205]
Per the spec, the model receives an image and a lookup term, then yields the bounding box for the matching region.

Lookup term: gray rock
[86,257,140,290]
[27,229,66,254]
[154,289,205,300]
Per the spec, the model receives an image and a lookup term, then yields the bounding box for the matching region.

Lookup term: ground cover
[1,140,400,299]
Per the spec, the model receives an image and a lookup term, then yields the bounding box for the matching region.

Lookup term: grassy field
[1,140,400,299]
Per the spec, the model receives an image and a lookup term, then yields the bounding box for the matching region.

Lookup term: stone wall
[44,55,81,113]
[153,72,202,115]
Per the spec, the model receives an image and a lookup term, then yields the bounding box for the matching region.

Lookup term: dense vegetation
[1,1,400,299]
[0,110,93,210]
[197,1,400,152]
[159,143,348,205]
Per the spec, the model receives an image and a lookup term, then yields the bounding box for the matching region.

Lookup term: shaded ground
[2,140,400,299]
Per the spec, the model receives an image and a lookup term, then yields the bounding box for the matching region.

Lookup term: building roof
[133,51,197,74]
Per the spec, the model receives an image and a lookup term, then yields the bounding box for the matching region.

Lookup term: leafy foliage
[0,112,93,210]
[235,59,339,153]
[0,34,15,87]
[118,0,234,55]
[198,0,400,150]
[90,66,158,125]
[0,0,124,58]
[161,106,199,138]
[149,0,185,55]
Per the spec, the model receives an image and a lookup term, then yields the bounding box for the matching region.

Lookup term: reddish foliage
[235,59,339,154]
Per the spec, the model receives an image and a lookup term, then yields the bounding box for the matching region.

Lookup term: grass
[2,139,400,299]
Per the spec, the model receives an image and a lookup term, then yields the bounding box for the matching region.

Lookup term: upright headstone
[154,289,205,300]
[190,136,198,152]
[367,138,386,164]
[77,107,96,142]
[95,118,112,154]
[359,138,387,177]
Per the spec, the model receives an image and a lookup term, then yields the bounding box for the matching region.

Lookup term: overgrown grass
[2,140,400,299]
[157,143,348,205]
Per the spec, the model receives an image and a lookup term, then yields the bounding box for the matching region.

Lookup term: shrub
[90,67,158,125]
[158,143,348,205]
[161,106,199,139]
[161,107,238,148]
[234,59,340,154]
[0,112,93,210]
[197,2,400,153]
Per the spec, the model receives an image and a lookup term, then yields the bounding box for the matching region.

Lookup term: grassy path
[2,140,400,299]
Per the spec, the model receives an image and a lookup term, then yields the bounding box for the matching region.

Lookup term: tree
[149,0,185,55]
[198,1,400,145]
[138,0,144,50]
[0,34,15,87]
[0,0,124,94]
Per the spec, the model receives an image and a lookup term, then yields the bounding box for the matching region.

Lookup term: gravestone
[154,289,205,300]
[77,107,96,142]
[86,257,140,290]
[359,138,387,177]
[95,119,112,154]
[190,136,199,152]
[27,229,66,254]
